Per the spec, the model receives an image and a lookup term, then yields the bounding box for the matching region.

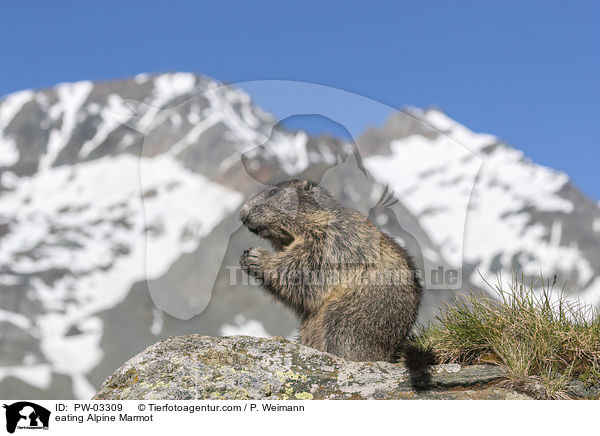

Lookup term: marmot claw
[240,246,267,274]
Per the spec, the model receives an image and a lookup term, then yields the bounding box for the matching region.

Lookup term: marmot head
[239,179,339,249]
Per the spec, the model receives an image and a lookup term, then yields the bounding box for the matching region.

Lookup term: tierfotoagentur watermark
[227,265,460,288]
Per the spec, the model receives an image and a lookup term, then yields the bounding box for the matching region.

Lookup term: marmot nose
[239,205,250,223]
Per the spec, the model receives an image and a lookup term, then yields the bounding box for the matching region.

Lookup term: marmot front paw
[240,247,268,275]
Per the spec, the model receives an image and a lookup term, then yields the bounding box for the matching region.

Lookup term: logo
[2,402,50,434]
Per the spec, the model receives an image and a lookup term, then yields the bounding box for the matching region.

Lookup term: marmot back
[239,179,422,362]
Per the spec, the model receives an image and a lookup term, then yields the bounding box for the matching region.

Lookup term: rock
[567,379,600,399]
[94,335,531,400]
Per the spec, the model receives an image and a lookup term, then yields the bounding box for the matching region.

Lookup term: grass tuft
[410,274,600,399]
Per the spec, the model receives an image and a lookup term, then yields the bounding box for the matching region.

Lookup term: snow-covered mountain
[0,73,599,399]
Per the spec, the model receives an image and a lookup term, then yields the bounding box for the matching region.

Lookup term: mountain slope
[0,73,598,399]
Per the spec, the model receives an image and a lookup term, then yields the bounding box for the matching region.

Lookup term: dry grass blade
[410,273,600,399]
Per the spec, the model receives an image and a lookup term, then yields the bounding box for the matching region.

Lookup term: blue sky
[1,1,599,199]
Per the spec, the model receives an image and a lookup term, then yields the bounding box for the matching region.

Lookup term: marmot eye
[266,188,278,198]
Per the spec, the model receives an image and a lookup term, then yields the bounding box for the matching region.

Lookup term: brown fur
[239,179,422,362]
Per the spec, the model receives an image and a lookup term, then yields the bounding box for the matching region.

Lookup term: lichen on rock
[93,335,531,400]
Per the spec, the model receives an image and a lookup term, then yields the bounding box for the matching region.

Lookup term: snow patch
[0,365,53,391]
[169,112,221,156]
[421,108,498,152]
[220,315,270,337]
[134,73,151,84]
[72,374,97,400]
[550,220,562,247]
[153,73,196,102]
[79,93,131,158]
[150,308,164,336]
[0,89,34,167]
[41,81,93,169]
[581,276,600,307]
[0,136,20,167]
[134,73,198,133]
[0,89,33,125]
[0,172,18,190]
[263,131,310,175]
[0,308,32,330]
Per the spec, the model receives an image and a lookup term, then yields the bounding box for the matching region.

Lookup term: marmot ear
[302,180,313,191]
